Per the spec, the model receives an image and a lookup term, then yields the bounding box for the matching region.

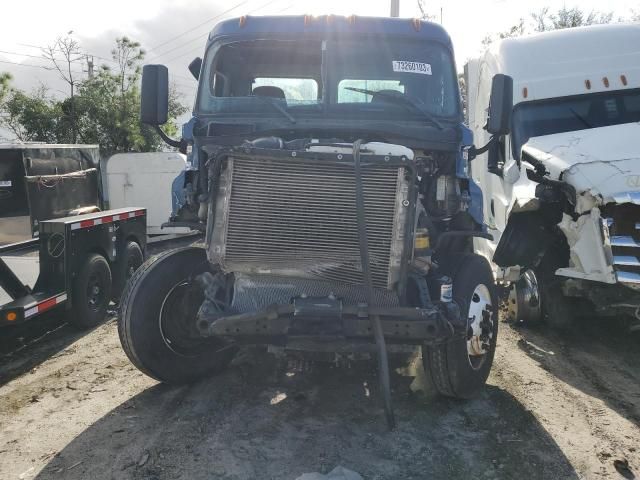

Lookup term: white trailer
[465,23,640,327]
[101,152,194,239]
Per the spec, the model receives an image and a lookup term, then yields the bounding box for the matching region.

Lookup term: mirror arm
[153,125,186,152]
[468,135,496,161]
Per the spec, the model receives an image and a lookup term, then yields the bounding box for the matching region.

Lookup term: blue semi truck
[118,15,513,427]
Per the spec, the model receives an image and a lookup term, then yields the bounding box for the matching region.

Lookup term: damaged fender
[556,208,616,283]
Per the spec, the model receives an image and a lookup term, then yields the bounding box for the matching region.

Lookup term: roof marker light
[347,15,357,25]
[585,79,592,90]
[239,16,247,28]
[411,18,421,32]
[621,75,628,86]
[603,77,610,88]
[522,87,528,99]
[304,15,312,26]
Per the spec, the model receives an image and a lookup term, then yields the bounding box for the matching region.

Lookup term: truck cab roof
[482,23,640,103]
[207,15,453,48]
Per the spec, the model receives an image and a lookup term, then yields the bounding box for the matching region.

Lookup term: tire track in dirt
[492,321,640,479]
[2,314,634,479]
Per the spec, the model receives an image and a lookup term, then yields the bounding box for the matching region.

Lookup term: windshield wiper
[256,96,296,124]
[344,87,443,130]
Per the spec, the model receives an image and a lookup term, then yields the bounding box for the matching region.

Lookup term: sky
[0,0,638,108]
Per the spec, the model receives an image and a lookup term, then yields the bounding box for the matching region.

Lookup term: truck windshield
[512,88,640,159]
[197,38,459,120]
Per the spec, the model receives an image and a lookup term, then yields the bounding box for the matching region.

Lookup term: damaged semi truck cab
[119,15,513,423]
[466,24,640,327]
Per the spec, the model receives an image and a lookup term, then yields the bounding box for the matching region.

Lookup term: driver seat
[252,86,286,100]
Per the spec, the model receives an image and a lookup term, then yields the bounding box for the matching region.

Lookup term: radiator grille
[210,155,408,289]
[230,274,400,313]
[604,203,640,285]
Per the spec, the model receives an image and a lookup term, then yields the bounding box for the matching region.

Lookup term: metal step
[614,255,640,266]
[611,236,640,248]
[616,270,640,285]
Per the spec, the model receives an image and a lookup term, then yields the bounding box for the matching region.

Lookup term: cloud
[0,1,226,104]
[78,0,229,100]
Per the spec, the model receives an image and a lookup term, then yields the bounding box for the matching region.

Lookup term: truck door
[469,61,518,260]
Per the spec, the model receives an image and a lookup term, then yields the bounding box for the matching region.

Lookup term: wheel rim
[158,278,229,357]
[466,284,494,370]
[508,269,542,324]
[126,257,139,281]
[87,273,106,311]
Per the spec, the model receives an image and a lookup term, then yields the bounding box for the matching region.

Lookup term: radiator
[209,154,409,290]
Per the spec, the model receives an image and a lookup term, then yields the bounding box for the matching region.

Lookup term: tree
[1,86,67,142]
[532,6,613,32]
[77,37,186,154]
[1,37,187,154]
[42,35,85,142]
[482,18,526,46]
[482,6,615,47]
[417,0,437,21]
[0,72,11,103]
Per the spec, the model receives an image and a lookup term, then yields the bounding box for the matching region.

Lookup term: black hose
[353,139,396,430]
[204,154,225,243]
[433,230,493,251]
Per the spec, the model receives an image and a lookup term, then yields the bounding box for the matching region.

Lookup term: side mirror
[141,64,169,125]
[188,57,202,80]
[486,74,513,135]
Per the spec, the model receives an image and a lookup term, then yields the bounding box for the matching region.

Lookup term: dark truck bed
[0,143,101,246]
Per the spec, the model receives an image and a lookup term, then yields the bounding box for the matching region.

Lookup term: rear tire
[69,254,112,329]
[423,254,498,398]
[118,247,236,384]
[541,278,574,330]
[112,240,144,302]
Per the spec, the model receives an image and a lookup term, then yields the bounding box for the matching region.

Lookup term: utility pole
[390,0,400,17]
[86,55,94,79]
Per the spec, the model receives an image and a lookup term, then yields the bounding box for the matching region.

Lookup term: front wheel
[423,254,498,398]
[118,247,236,384]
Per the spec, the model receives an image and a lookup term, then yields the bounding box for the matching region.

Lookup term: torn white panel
[556,209,616,284]
[575,191,600,214]
[521,123,640,208]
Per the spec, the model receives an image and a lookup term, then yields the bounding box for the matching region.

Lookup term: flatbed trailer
[1,208,146,329]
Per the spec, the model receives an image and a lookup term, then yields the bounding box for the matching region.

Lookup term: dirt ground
[0,308,639,479]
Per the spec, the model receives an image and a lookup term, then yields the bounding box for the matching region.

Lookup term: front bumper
[196,296,463,347]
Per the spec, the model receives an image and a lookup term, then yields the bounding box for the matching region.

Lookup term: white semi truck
[466,23,640,328]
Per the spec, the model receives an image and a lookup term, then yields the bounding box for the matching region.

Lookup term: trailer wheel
[112,241,144,302]
[69,253,113,329]
[118,247,236,384]
[423,254,498,398]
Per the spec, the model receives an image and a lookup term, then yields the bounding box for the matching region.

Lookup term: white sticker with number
[392,61,432,75]
[0,180,11,187]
